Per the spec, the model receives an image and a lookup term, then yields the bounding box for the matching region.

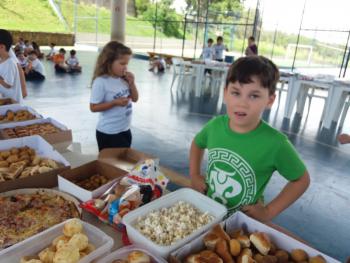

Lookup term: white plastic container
[0,218,114,263]
[122,188,227,258]
[96,245,167,263]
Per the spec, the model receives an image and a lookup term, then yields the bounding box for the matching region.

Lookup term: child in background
[190,56,310,222]
[16,51,28,69]
[9,48,27,98]
[245,36,258,56]
[66,49,82,73]
[53,48,68,73]
[148,55,166,73]
[0,29,23,103]
[32,42,44,59]
[213,36,228,62]
[90,41,139,151]
[201,38,215,61]
[25,51,45,81]
[46,43,56,60]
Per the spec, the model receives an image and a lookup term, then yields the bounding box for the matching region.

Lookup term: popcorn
[134,201,214,246]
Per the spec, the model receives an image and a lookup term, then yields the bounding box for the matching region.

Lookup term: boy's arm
[242,171,310,222]
[189,140,206,193]
[17,64,27,98]
[90,98,130,112]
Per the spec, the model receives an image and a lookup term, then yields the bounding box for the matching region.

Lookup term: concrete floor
[24,51,350,261]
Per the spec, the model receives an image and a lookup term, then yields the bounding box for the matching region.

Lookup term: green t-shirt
[195,115,306,213]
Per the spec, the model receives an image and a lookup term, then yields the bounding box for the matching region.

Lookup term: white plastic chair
[170,58,195,93]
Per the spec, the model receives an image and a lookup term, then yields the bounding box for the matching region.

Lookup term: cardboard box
[0,98,18,107]
[0,135,70,192]
[58,160,128,202]
[98,148,155,172]
[0,117,73,150]
[169,212,339,263]
[98,148,191,188]
[0,104,42,125]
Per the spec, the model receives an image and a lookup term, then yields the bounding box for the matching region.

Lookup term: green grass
[0,0,66,32]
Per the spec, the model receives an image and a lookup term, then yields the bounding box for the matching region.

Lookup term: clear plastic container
[0,218,114,263]
[96,245,167,263]
[122,188,227,258]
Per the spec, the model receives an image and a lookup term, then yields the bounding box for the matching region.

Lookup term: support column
[111,0,127,43]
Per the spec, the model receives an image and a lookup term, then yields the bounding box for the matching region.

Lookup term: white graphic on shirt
[208,148,256,211]
[209,165,242,205]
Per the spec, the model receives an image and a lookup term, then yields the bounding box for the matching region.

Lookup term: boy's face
[29,54,37,61]
[224,77,275,133]
[217,39,223,45]
[208,41,213,47]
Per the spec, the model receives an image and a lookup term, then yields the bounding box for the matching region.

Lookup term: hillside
[0,0,66,32]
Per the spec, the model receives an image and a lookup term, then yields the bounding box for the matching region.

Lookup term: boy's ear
[266,93,276,109]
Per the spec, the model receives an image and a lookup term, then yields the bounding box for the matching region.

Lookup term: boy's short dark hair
[0,29,13,51]
[225,56,279,95]
[59,48,66,54]
[208,38,214,43]
[70,49,76,56]
[249,36,255,41]
[217,36,223,42]
[50,43,56,46]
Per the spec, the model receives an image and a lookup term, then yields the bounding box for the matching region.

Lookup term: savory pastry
[291,249,308,262]
[68,233,88,251]
[254,253,265,263]
[63,218,83,237]
[38,247,55,263]
[229,238,241,256]
[127,250,151,263]
[250,232,271,255]
[53,245,80,263]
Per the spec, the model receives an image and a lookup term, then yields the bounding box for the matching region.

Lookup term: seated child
[53,48,68,73]
[66,49,82,73]
[148,55,166,73]
[46,43,56,60]
[25,51,45,81]
[32,42,44,59]
[16,51,28,69]
[190,56,310,222]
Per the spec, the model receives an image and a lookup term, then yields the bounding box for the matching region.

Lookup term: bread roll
[290,249,308,262]
[261,255,278,263]
[204,232,221,251]
[309,255,326,263]
[241,248,253,257]
[185,254,201,263]
[199,250,223,263]
[229,239,241,256]
[250,232,270,255]
[254,253,265,263]
[236,235,250,248]
[127,250,151,263]
[63,219,83,237]
[229,228,244,239]
[215,239,234,263]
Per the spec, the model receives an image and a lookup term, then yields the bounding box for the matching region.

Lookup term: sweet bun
[211,224,230,242]
[127,250,151,263]
[52,235,69,247]
[204,232,221,250]
[309,255,326,263]
[229,238,241,256]
[56,240,69,251]
[290,249,308,262]
[38,247,55,263]
[63,219,83,237]
[53,245,80,263]
[236,235,250,248]
[68,233,88,251]
[215,238,234,263]
[250,232,271,255]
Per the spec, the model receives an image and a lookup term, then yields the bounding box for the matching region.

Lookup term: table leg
[284,77,301,119]
[322,87,344,129]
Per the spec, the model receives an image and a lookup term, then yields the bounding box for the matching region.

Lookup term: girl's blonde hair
[92,41,132,82]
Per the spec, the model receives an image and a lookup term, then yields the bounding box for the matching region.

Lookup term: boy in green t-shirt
[190,56,310,222]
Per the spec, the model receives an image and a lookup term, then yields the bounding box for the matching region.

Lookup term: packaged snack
[81,159,168,228]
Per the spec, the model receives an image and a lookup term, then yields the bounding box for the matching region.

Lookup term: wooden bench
[147,52,193,68]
